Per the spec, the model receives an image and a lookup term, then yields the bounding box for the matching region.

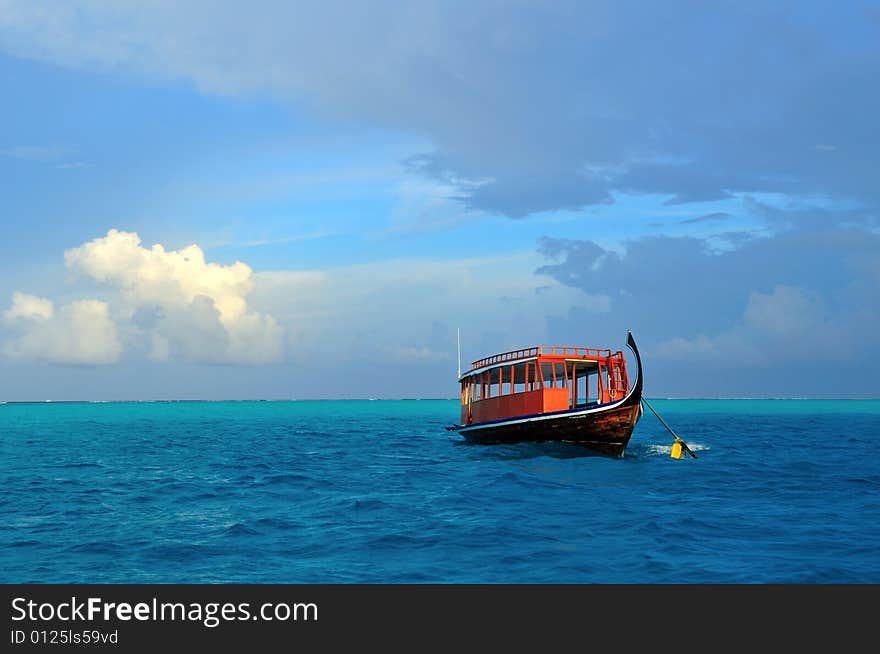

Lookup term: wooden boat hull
[458,402,642,457]
[453,332,644,457]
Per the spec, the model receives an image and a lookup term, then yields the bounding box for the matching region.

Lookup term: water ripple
[1,399,879,582]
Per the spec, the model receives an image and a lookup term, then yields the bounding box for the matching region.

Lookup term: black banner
[2,584,876,650]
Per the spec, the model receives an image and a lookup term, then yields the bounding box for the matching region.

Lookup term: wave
[637,442,710,457]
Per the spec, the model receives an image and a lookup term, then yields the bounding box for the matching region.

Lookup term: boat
[448,332,643,457]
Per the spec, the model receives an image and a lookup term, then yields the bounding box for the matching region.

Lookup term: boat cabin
[459,346,630,426]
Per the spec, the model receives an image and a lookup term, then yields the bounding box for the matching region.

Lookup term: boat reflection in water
[448,332,643,457]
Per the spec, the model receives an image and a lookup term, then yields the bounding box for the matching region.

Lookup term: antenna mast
[457,327,462,379]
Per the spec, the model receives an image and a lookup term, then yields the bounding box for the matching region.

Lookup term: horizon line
[2,397,879,405]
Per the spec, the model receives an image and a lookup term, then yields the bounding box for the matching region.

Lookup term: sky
[0,0,878,400]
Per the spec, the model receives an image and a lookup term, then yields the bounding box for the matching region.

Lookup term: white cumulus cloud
[1,231,283,366]
[3,293,122,365]
[4,291,54,321]
[64,229,283,364]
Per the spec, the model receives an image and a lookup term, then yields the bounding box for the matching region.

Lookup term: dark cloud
[399,2,880,216]
[3,1,878,218]
[536,206,880,396]
[463,173,614,218]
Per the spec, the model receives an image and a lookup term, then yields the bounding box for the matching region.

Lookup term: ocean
[2,399,878,583]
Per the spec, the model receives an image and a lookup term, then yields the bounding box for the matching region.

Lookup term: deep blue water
[1,399,879,583]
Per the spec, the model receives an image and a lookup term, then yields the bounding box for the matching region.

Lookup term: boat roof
[459,345,623,380]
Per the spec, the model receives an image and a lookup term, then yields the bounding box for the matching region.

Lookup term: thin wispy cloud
[208,231,340,249]
[57,161,92,170]
[0,145,70,162]
[238,231,337,248]
[1,145,91,170]
[679,212,732,225]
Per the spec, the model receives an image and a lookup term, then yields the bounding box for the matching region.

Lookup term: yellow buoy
[671,441,684,459]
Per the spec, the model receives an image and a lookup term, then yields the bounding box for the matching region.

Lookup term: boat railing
[471,346,623,370]
[471,347,541,369]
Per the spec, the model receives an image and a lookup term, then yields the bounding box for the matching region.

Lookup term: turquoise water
[1,399,878,583]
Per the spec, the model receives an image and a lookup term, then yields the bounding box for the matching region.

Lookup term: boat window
[555,362,567,389]
[573,367,588,407]
[513,362,528,394]
[487,367,502,396]
[540,362,553,389]
[538,362,566,389]
[474,360,543,397]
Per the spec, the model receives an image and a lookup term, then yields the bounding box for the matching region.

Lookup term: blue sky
[0,1,877,399]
